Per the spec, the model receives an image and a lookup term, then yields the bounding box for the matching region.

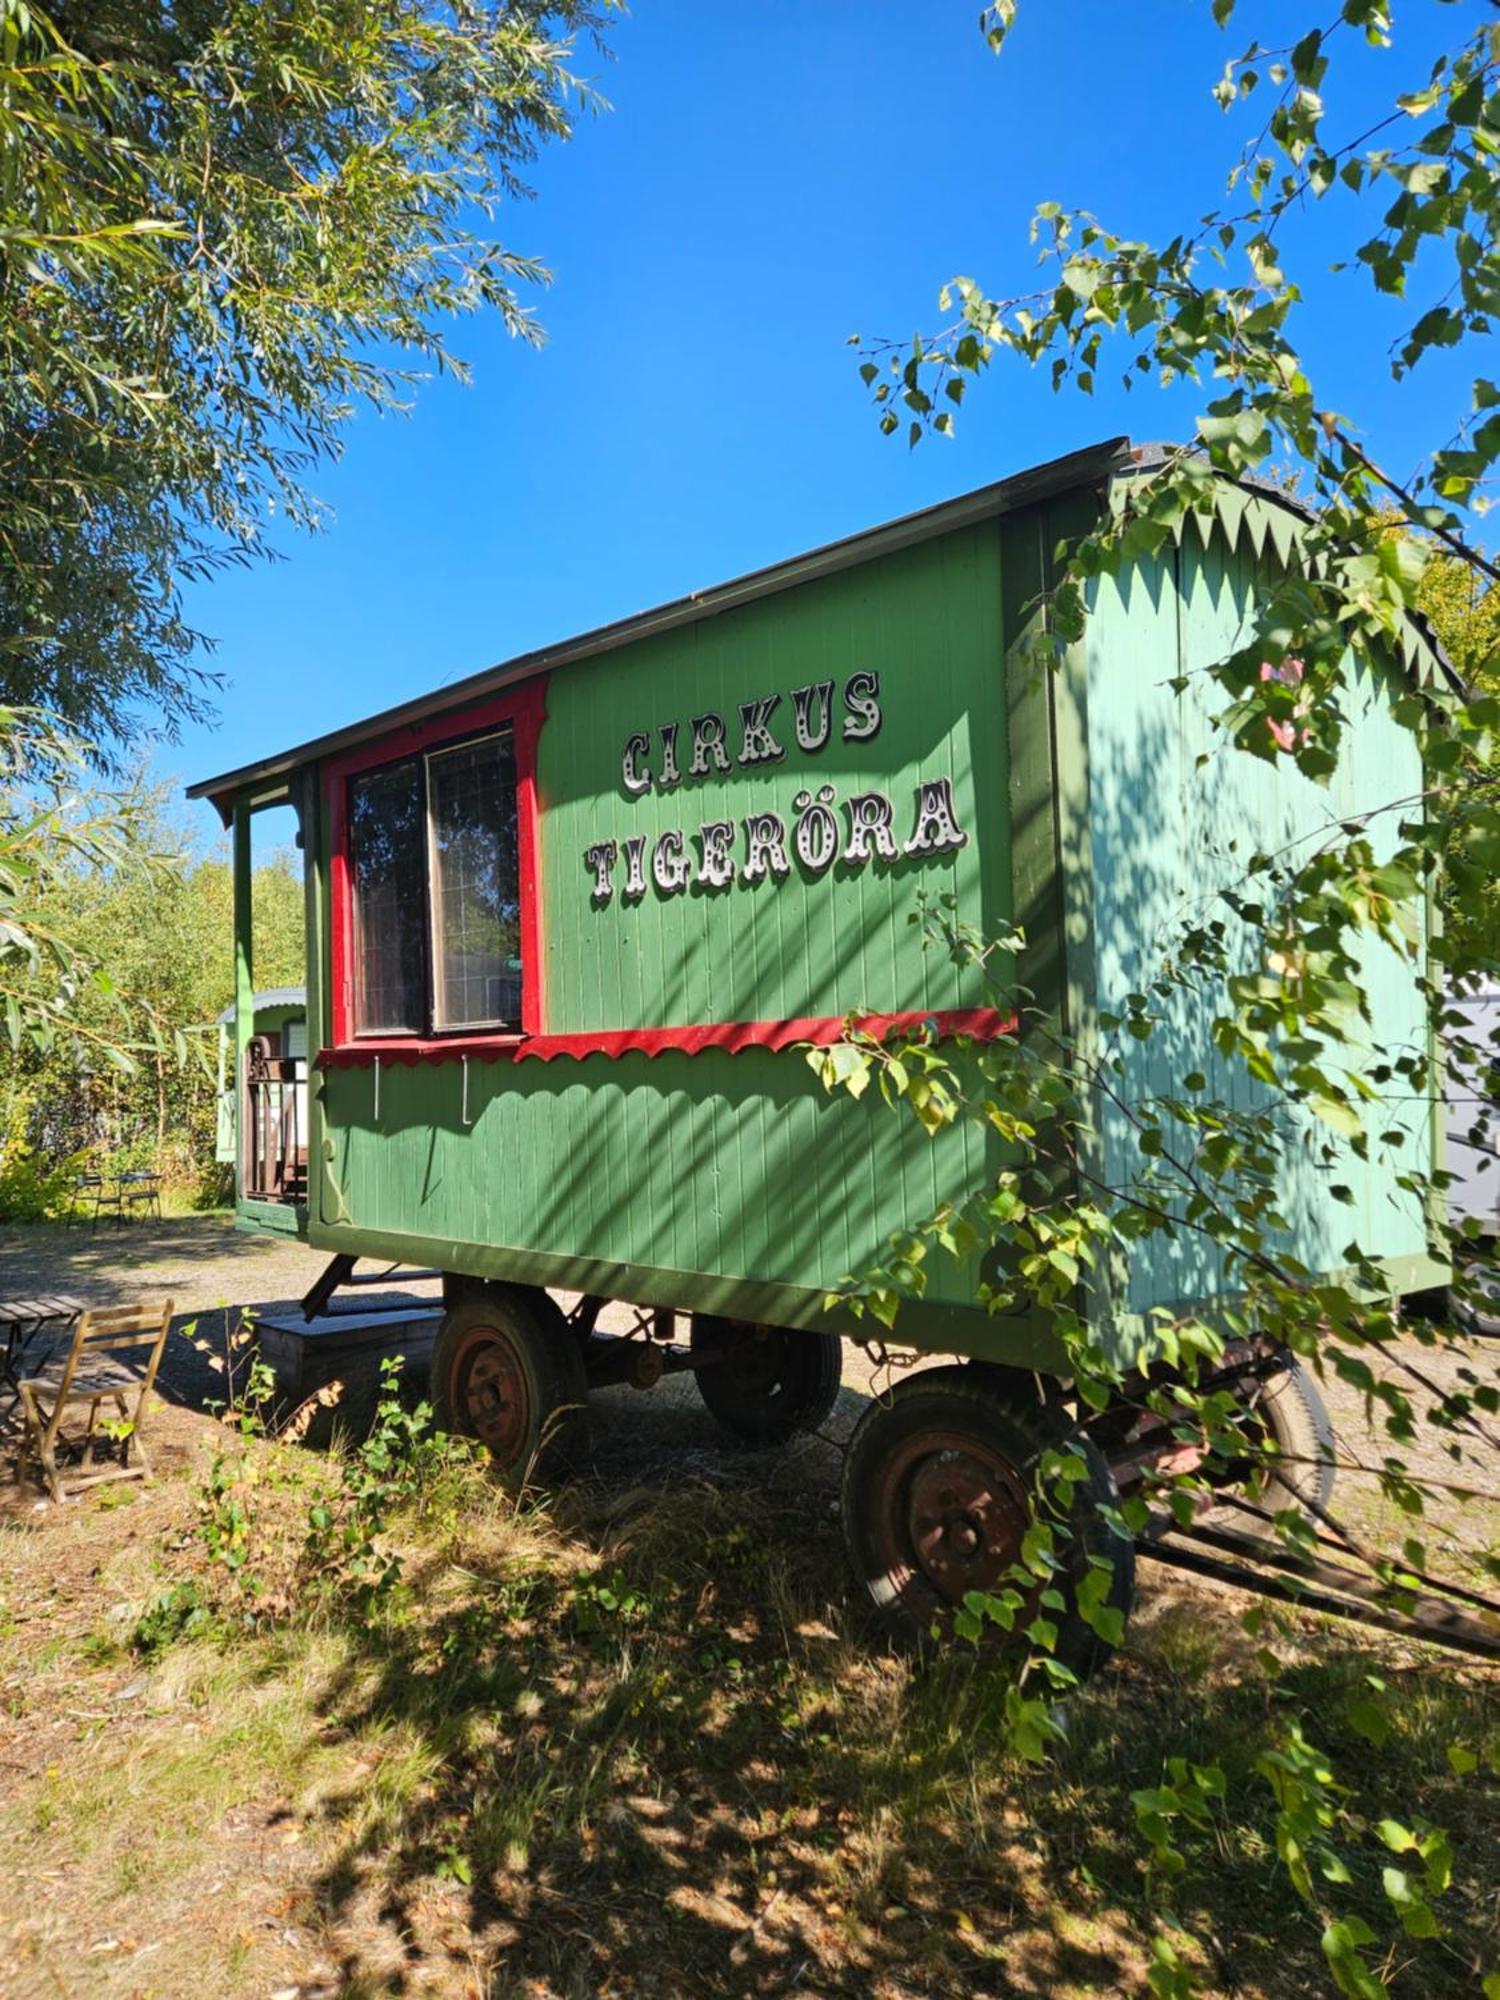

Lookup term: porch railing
[244,1037,307,1205]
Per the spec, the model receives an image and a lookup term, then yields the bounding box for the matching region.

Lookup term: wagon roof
[214,986,306,1026]
[186,435,1455,816]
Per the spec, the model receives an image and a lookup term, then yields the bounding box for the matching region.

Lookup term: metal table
[0,1295,85,1407]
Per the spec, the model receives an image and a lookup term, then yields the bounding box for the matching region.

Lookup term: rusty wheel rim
[450,1322,530,1462]
[873,1428,1031,1609]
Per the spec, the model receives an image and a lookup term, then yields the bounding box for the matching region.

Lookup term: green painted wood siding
[320,1045,1002,1334]
[538,523,1008,1028]
[281,481,1439,1364]
[1077,530,1432,1333]
[312,523,1015,1335]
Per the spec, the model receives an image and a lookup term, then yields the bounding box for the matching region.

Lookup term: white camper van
[1444,982,1500,1242]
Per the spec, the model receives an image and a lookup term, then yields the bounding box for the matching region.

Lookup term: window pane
[429,732,521,1028]
[349,760,426,1033]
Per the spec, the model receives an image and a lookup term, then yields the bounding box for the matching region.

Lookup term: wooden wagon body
[191,436,1443,1361]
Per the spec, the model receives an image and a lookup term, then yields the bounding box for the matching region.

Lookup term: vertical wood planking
[538,524,1008,1032]
[1083,522,1430,1327]
[316,515,1012,1316]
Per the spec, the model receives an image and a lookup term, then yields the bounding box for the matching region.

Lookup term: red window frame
[325,676,548,1055]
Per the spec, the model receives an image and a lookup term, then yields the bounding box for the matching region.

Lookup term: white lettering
[743,811,791,883]
[906,777,968,856]
[791,680,834,753]
[584,840,617,902]
[843,791,898,864]
[696,820,737,889]
[658,721,682,789]
[652,828,691,895]
[793,787,839,875]
[622,732,652,796]
[842,670,882,743]
[621,834,647,900]
[689,712,732,777]
[738,693,785,767]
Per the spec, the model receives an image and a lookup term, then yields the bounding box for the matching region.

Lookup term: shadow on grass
[269,1433,1500,2000]
[12,1328,1491,1998]
[293,1474,1137,1998]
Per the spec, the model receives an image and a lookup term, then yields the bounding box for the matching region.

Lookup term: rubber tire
[431,1285,587,1485]
[842,1364,1135,1681]
[1446,1249,1500,1335]
[689,1316,843,1445]
[1244,1359,1336,1515]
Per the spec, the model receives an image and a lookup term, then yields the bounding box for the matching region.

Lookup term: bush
[0,1087,83,1221]
[0,1147,82,1222]
[192,1160,234,1211]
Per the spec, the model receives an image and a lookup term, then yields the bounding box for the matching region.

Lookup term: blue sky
[172,0,1482,831]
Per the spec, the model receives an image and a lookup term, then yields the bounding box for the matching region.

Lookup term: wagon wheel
[689,1315,843,1445]
[1107,1349,1337,1530]
[841,1365,1135,1680]
[1223,1354,1336,1515]
[431,1287,586,1485]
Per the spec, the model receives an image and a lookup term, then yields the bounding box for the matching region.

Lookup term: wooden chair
[14,1299,175,1502]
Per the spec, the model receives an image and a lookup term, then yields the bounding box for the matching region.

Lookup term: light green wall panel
[320,1044,994,1314]
[1081,532,1431,1323]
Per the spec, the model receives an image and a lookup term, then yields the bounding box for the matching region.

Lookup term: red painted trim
[316,1006,1019,1070]
[511,687,546,1037]
[323,677,549,1046]
[327,762,352,1047]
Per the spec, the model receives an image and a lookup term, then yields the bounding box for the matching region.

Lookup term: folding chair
[69,1172,123,1229]
[14,1299,175,1502]
[118,1170,163,1221]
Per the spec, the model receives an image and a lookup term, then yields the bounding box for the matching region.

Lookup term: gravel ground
[0,1218,871,1518]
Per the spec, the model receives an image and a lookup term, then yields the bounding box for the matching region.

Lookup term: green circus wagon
[190,436,1446,1660]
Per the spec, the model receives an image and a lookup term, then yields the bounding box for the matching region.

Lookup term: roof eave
[186,434,1136,813]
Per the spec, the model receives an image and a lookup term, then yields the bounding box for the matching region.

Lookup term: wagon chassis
[564,1296,694,1391]
[1139,1499,1500,1665]
[304,1256,1500,1665]
[569,1309,1500,1664]
[1089,1351,1500,1664]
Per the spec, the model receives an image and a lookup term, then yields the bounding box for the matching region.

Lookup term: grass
[1,1417,1498,1998]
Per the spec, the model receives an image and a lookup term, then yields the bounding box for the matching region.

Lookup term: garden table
[116,1171,163,1222]
[0,1295,86,1409]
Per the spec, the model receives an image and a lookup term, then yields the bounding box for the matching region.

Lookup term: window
[428,734,521,1028]
[346,728,522,1037]
[349,761,426,1033]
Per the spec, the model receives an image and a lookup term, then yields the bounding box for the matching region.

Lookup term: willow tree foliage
[0,0,607,1065]
[0,0,611,749]
[830,9,1500,1996]
[0,770,303,1210]
[0,713,159,1057]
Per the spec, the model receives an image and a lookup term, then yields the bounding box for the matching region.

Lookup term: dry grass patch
[1,1406,1498,1998]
